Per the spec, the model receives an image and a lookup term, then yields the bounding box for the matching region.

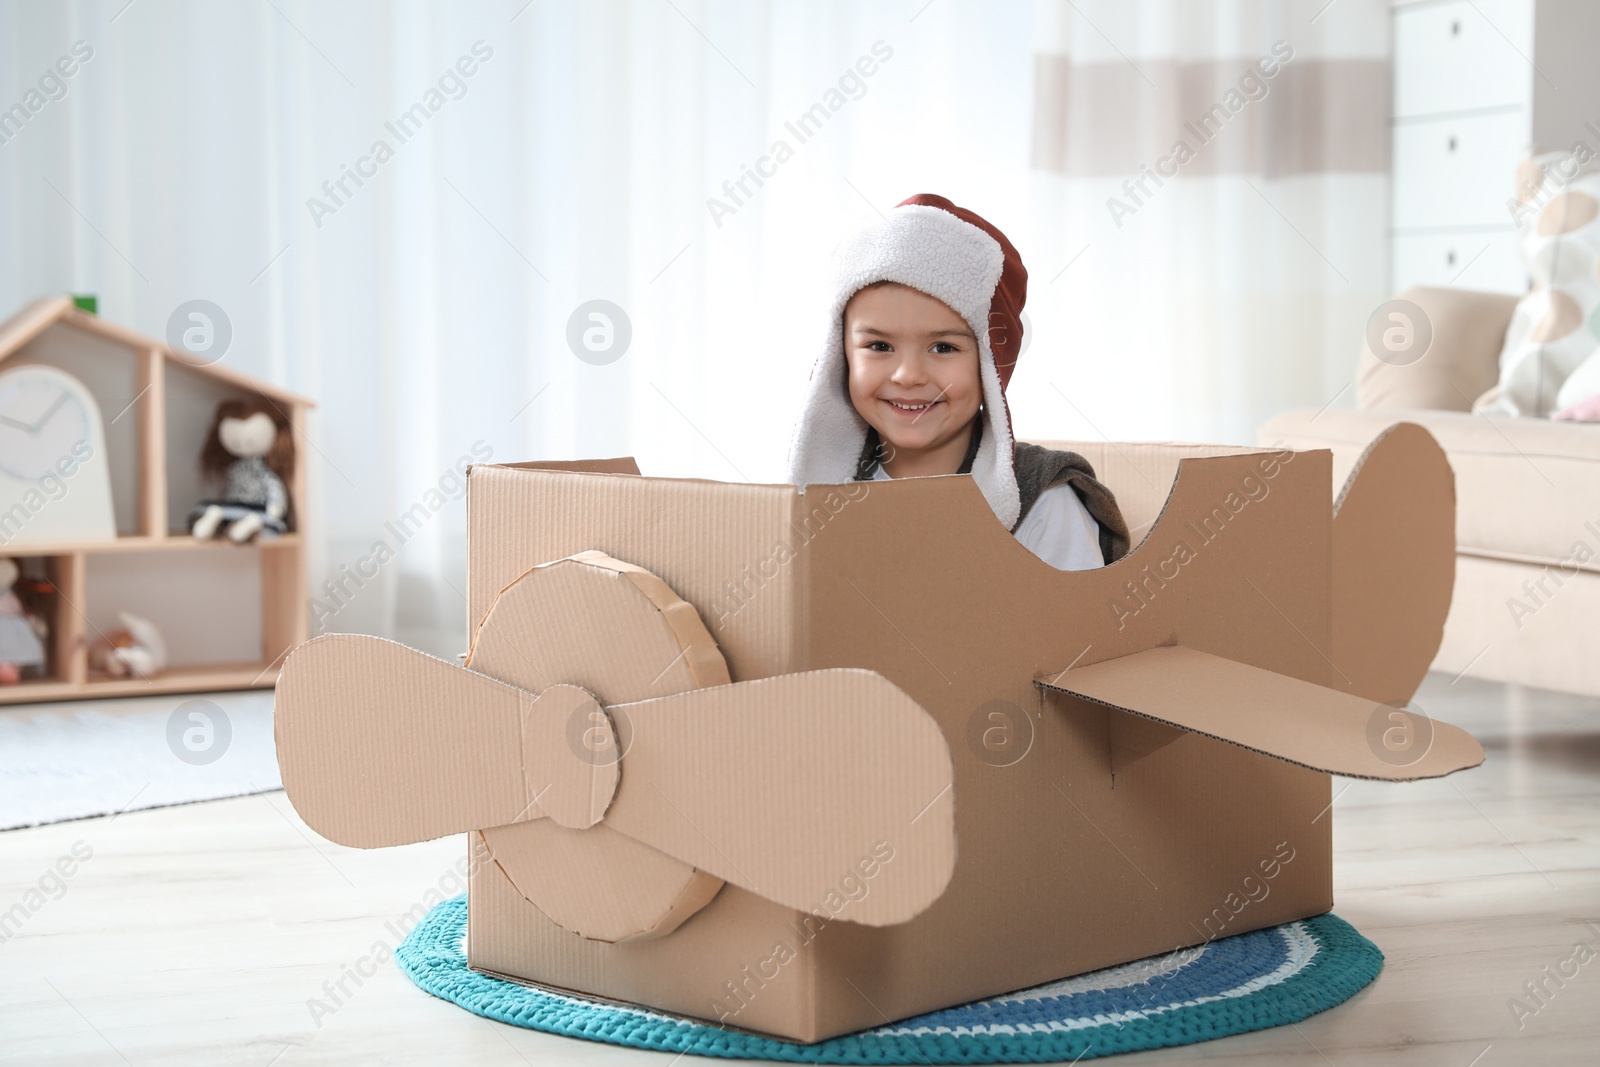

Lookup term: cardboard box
[275,424,1483,1043]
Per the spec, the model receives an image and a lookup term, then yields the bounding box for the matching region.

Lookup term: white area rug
[0,689,281,831]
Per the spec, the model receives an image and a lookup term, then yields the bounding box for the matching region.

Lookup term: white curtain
[0,0,1388,655]
[1025,0,1392,447]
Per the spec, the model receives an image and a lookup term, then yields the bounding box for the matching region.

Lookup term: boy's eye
[932,342,959,353]
[865,341,892,352]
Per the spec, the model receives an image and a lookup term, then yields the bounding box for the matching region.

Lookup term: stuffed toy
[87,611,168,679]
[0,557,46,685]
[1554,393,1600,422]
[188,398,294,543]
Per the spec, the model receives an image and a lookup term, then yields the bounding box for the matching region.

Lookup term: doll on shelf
[0,558,46,685]
[187,398,295,543]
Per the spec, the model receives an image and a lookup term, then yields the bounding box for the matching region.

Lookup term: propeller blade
[598,667,956,927]
[274,634,541,848]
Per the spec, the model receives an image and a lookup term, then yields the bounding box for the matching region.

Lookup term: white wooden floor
[1,672,1597,1066]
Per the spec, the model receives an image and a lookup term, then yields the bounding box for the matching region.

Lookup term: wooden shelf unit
[0,297,314,705]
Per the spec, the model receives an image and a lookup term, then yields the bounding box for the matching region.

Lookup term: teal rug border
[395,896,1383,1063]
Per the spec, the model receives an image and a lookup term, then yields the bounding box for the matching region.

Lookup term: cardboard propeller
[275,551,956,943]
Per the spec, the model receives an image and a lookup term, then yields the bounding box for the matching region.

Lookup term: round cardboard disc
[468,551,730,942]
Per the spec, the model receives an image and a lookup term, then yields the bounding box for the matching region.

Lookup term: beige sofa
[1261,286,1600,697]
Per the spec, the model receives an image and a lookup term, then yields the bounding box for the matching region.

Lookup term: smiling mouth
[883,399,940,414]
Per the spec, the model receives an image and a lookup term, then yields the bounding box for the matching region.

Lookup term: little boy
[787,194,1129,570]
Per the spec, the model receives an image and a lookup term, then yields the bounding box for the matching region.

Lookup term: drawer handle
[1448,135,1458,152]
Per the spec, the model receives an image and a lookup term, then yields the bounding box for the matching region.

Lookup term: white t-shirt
[869,465,1105,571]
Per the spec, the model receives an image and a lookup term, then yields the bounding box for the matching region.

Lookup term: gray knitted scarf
[853,419,1130,565]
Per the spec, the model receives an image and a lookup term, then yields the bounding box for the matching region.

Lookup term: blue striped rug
[396,897,1382,1062]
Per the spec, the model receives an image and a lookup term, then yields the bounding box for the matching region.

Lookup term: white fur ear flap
[970,348,1019,529]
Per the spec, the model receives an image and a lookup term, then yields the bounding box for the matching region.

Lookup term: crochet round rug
[396,897,1382,1063]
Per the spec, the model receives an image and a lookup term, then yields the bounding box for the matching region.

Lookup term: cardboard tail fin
[1330,421,1456,707]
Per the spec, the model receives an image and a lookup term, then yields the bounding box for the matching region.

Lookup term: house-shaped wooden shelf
[0,296,313,704]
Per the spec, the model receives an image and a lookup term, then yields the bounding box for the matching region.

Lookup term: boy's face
[843,282,981,473]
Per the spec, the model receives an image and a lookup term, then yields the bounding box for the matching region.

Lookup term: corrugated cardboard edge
[553,550,732,688]
[1121,444,1310,562]
[488,457,642,475]
[1025,439,1300,551]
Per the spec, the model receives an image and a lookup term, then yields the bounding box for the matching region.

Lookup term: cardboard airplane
[275,423,1483,1043]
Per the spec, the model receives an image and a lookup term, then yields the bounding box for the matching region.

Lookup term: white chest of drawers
[1390,0,1533,294]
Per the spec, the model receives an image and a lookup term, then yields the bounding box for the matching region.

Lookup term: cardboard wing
[1036,644,1484,780]
[275,551,957,942]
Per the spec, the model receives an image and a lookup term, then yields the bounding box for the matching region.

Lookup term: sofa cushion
[1356,287,1516,412]
[1485,154,1600,416]
[1260,407,1600,571]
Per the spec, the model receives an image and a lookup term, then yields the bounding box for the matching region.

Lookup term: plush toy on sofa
[0,558,46,685]
[188,399,294,543]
